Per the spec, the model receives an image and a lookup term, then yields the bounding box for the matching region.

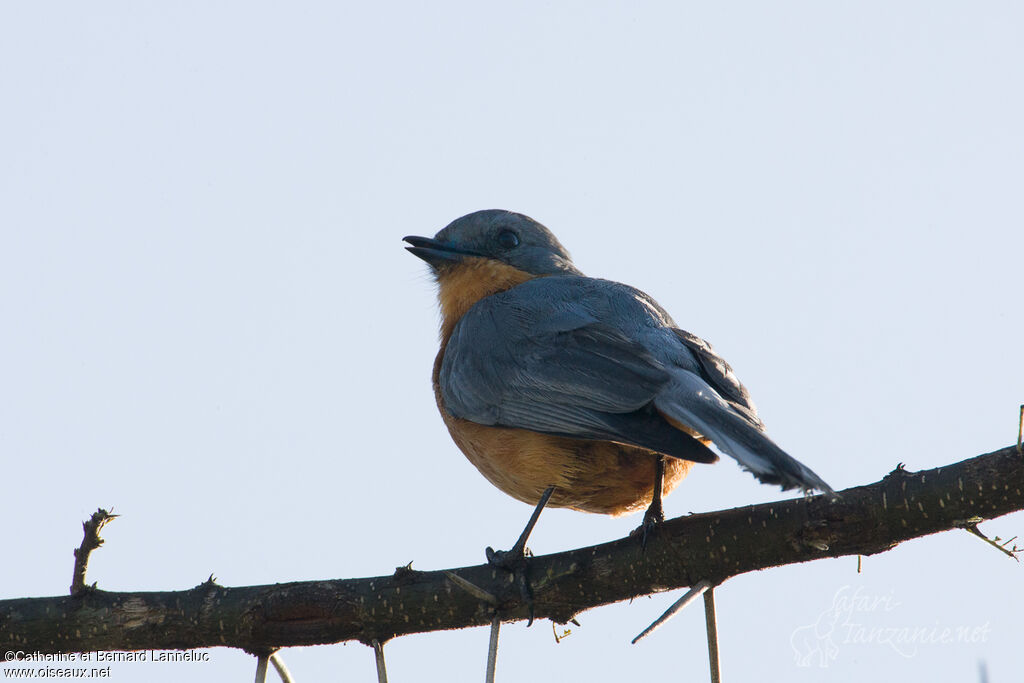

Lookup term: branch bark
[2,445,1022,655]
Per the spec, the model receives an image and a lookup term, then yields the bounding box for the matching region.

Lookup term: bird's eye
[496,229,520,249]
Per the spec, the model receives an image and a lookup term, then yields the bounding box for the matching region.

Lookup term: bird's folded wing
[440,278,831,493]
[670,328,764,430]
[440,296,718,463]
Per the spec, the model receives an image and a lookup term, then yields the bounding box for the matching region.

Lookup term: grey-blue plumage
[440,275,832,494]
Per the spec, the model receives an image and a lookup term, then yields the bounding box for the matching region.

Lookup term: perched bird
[405,210,832,529]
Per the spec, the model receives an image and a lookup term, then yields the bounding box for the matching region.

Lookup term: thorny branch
[2,444,1022,656]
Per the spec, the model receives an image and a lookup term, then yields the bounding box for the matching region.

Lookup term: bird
[404,210,832,552]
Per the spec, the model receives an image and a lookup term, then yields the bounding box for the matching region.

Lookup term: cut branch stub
[70,508,118,596]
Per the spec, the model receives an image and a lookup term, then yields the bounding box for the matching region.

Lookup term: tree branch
[2,445,1022,655]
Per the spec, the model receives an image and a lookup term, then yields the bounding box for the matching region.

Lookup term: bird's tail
[655,372,833,494]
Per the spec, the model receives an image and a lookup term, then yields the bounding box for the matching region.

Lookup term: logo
[790,585,990,667]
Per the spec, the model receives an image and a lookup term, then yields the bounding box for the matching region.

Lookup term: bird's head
[404,209,582,337]
[404,209,581,278]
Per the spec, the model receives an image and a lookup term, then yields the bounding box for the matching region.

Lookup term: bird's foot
[631,496,664,550]
[486,543,536,625]
[485,486,555,626]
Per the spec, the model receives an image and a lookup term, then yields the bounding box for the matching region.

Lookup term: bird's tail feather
[655,373,833,494]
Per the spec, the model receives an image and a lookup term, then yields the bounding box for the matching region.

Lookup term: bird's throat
[436,257,535,342]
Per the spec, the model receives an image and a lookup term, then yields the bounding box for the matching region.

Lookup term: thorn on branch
[884,462,910,480]
[796,521,833,552]
[443,570,498,606]
[961,522,1022,562]
[371,639,388,683]
[1017,404,1023,456]
[703,587,722,683]
[70,508,118,596]
[269,652,294,683]
[485,614,501,683]
[632,579,713,644]
[254,653,270,683]
[195,574,220,590]
[392,561,418,583]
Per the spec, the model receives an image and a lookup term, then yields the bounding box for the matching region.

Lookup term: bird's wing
[670,328,764,430]
[657,328,831,492]
[441,276,831,492]
[440,279,718,463]
[652,372,833,493]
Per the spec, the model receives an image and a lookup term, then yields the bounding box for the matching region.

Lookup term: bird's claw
[631,498,665,550]
[483,486,553,627]
[486,545,537,625]
[485,546,519,568]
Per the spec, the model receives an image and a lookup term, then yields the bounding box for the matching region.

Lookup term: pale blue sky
[2,3,1022,681]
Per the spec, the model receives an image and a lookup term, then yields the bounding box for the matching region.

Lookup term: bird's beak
[403,235,482,267]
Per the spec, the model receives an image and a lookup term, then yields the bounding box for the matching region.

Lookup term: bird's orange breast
[432,344,691,516]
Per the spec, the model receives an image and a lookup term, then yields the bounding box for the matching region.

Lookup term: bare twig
[70,508,118,596]
[962,522,1021,562]
[551,620,573,643]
